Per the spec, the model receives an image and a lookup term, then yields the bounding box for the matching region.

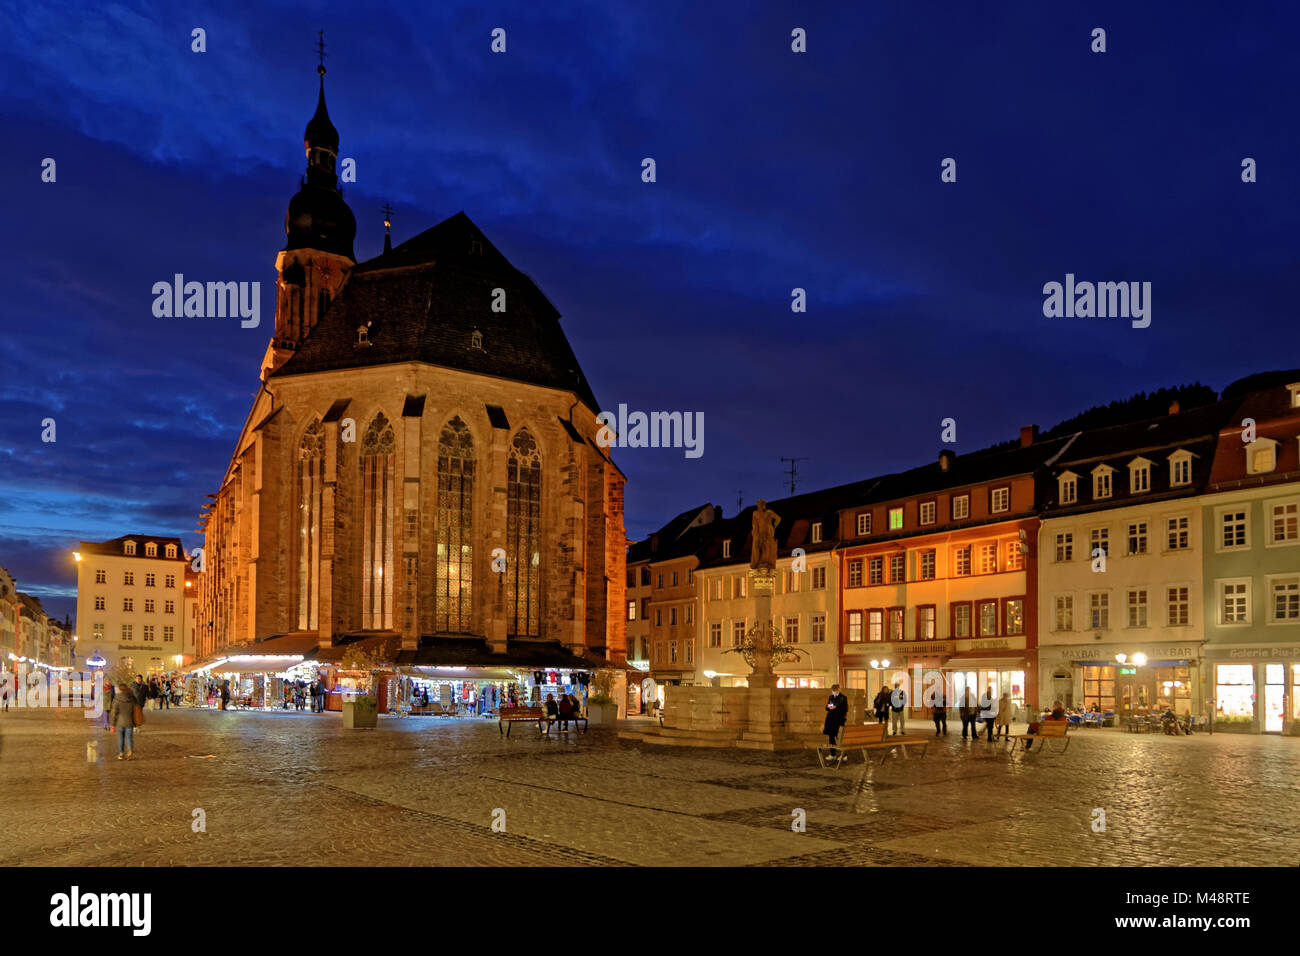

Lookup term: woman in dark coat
[823,684,849,756]
[109,683,138,759]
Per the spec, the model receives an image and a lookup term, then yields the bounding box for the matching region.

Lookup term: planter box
[343,701,378,729]
[586,702,618,725]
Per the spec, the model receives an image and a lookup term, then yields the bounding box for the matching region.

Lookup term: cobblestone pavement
[2,708,1297,866]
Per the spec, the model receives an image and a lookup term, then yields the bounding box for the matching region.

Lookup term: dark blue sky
[2,1,1298,623]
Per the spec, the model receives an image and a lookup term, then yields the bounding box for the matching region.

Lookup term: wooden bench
[545,713,588,734]
[809,722,930,768]
[498,706,545,736]
[1008,719,1070,755]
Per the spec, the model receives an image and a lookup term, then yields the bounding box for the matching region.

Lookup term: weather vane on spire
[381,202,393,234]
[316,30,327,75]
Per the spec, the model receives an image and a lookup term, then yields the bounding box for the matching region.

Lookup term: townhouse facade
[74,534,190,677]
[837,434,1053,716]
[1200,378,1300,733]
[696,489,844,690]
[1036,401,1232,718]
[625,370,1300,732]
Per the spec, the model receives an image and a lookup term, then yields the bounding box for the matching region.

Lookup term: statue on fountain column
[750,499,780,571]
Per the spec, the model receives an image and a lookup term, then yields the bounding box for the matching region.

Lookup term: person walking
[958,687,978,738]
[994,692,1013,740]
[220,680,231,711]
[981,685,998,741]
[109,682,138,760]
[823,683,849,757]
[131,674,147,709]
[872,686,891,725]
[931,685,948,736]
[889,681,907,736]
[101,679,116,730]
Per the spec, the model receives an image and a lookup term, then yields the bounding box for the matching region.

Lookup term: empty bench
[1008,719,1070,755]
[498,706,545,736]
[810,722,930,769]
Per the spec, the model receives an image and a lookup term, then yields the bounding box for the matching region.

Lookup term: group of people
[281,679,329,712]
[821,682,1023,753]
[544,691,584,729]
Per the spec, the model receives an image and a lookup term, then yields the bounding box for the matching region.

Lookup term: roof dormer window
[1092,465,1114,500]
[165,544,177,559]
[1128,457,1152,494]
[357,322,371,347]
[1058,471,1078,505]
[470,329,484,350]
[1169,449,1193,487]
[1246,438,1278,476]
[1287,382,1300,408]
[145,542,157,557]
[124,540,137,556]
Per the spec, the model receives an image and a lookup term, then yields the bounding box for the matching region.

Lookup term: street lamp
[72,552,81,562]
[1132,653,1147,667]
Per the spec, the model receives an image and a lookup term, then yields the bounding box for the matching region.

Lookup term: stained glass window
[435,417,474,632]
[507,429,541,637]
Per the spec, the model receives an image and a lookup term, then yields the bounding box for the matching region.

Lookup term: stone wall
[664,685,868,735]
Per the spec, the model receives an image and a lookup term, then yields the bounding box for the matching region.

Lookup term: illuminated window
[506,429,541,637]
[361,414,395,630]
[918,605,936,640]
[1127,589,1148,627]
[435,417,475,633]
[867,609,882,641]
[1005,599,1025,635]
[888,507,903,530]
[978,601,998,636]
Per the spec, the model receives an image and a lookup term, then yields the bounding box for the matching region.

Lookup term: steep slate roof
[627,504,720,564]
[79,534,186,557]
[273,212,601,413]
[1041,399,1237,518]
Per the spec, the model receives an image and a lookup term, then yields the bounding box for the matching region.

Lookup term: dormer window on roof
[145,542,157,557]
[1092,465,1113,500]
[165,544,177,559]
[1287,382,1300,408]
[357,322,371,346]
[124,540,137,556]
[1246,438,1278,475]
[470,329,483,350]
[1169,449,1193,487]
[1058,471,1078,505]
[1128,457,1152,494]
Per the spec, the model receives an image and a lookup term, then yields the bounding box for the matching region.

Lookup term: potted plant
[585,670,620,725]
[342,690,379,729]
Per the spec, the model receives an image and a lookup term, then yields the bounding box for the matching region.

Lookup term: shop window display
[1216,664,1255,720]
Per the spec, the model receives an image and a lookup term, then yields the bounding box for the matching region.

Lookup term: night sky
[2,1,1298,624]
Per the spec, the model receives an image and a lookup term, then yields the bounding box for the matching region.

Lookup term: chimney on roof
[1168,400,1180,415]
[649,534,658,553]
[1019,424,1039,448]
[938,449,956,472]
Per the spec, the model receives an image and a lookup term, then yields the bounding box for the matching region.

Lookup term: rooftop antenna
[781,457,809,495]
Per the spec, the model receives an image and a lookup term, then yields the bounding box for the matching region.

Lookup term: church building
[195,63,626,675]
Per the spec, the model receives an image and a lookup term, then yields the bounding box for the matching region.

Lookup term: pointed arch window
[435,417,475,632]
[361,413,395,630]
[298,420,325,630]
[506,429,541,637]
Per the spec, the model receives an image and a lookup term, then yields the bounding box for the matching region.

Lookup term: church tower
[263,58,357,380]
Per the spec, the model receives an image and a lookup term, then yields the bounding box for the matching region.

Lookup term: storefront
[397,666,521,716]
[1039,642,1204,719]
[1203,643,1300,735]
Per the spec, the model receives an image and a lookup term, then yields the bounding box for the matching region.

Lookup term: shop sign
[969,639,1011,650]
[895,642,954,654]
[1214,646,1300,660]
[1056,644,1199,661]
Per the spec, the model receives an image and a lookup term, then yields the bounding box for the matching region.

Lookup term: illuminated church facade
[195,64,626,669]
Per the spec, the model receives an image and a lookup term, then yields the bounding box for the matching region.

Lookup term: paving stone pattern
[1,709,1297,866]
